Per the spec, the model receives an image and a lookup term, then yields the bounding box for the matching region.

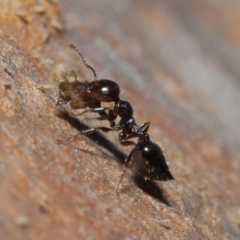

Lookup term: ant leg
[56,99,71,106]
[85,116,105,121]
[118,132,138,146]
[84,109,117,128]
[69,107,110,117]
[58,126,115,144]
[82,126,114,134]
[69,44,97,80]
[35,84,55,90]
[118,132,135,146]
[116,148,135,195]
[119,140,135,146]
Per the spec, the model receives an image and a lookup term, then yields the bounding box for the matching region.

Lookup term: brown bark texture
[0,0,240,239]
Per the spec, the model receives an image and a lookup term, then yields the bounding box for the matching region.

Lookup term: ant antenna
[69,44,97,80]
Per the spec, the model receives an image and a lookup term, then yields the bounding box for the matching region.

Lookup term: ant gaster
[57,44,174,193]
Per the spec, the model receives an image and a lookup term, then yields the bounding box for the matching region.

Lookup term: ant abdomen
[131,140,174,181]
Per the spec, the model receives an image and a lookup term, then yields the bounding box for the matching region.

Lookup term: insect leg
[116,148,135,195]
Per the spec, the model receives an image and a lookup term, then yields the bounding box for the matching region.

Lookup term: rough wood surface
[0,0,240,239]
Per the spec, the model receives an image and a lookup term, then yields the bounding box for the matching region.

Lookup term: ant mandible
[57,44,174,193]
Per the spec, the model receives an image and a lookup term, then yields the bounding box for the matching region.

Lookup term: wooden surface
[0,0,240,239]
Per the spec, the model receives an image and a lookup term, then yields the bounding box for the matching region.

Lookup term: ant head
[131,140,174,181]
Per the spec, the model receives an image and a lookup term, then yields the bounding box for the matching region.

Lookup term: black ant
[57,44,174,193]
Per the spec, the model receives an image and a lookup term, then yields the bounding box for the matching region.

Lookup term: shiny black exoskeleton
[58,44,174,192]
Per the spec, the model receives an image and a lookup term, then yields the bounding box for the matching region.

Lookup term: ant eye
[131,141,174,181]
